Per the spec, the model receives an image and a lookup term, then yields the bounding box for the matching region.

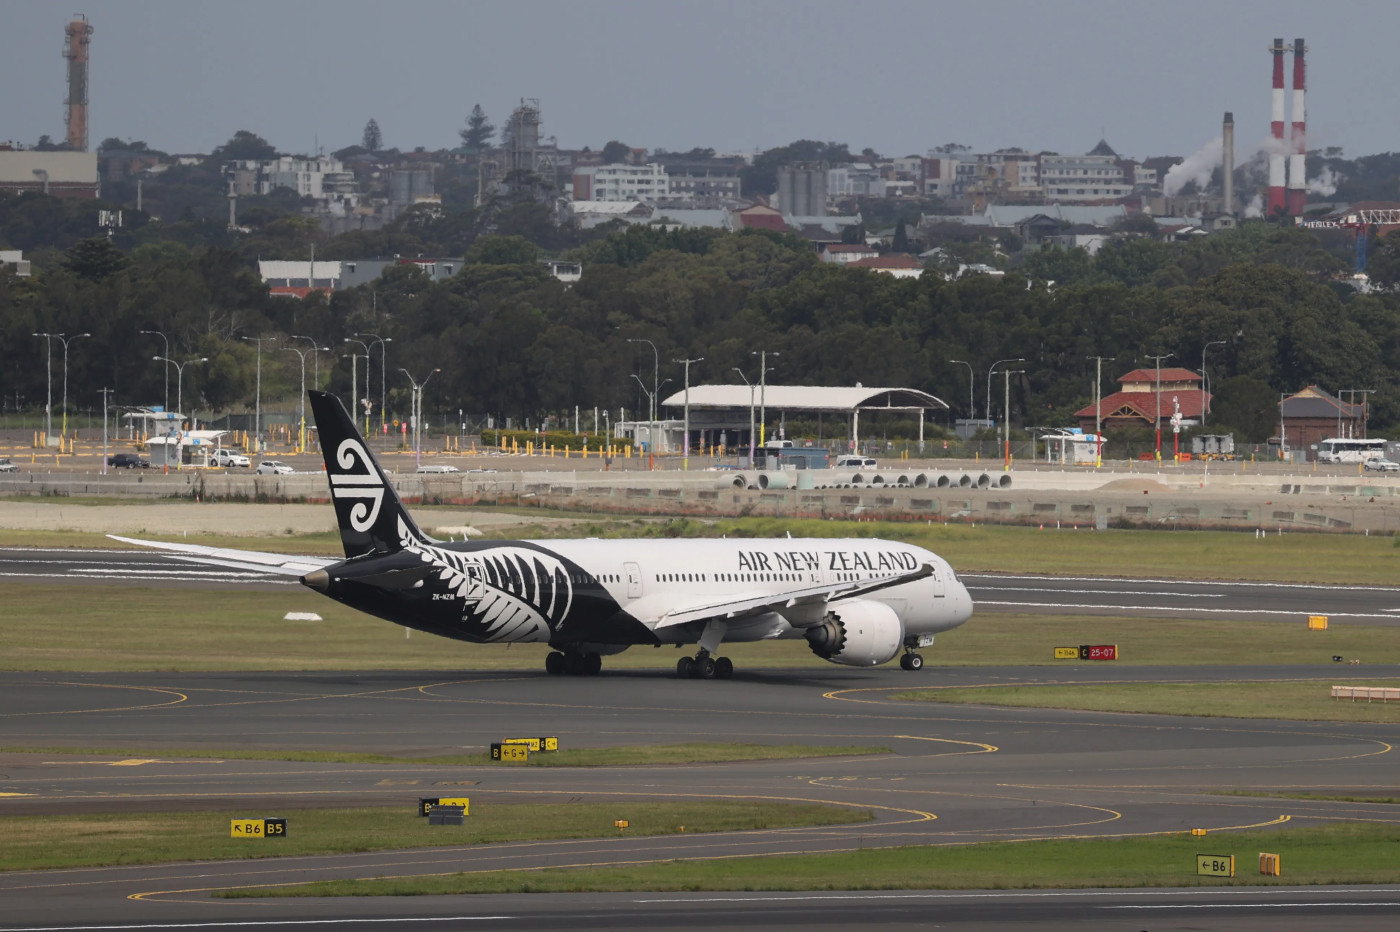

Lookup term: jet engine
[804,600,904,667]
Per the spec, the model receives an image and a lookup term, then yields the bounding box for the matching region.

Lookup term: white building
[222,157,360,214]
[827,163,883,197]
[572,163,669,202]
[1038,142,1131,203]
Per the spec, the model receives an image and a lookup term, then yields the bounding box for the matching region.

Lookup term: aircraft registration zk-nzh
[115,391,973,679]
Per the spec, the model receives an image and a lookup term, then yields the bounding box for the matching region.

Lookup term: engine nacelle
[805,600,904,667]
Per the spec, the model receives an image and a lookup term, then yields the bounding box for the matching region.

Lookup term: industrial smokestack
[1222,112,1235,215]
[1268,37,1287,216]
[1287,38,1308,216]
[63,15,94,151]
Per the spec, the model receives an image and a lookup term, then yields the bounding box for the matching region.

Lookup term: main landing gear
[545,649,602,676]
[677,650,733,680]
[899,651,924,671]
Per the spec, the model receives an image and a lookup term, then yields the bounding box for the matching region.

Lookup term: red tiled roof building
[1074,368,1210,432]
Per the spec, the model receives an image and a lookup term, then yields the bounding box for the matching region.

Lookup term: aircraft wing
[107,534,338,577]
[651,562,933,630]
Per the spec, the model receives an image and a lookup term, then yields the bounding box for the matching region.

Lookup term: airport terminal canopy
[660,384,948,448]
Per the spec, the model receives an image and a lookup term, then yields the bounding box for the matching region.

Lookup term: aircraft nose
[301,569,330,593]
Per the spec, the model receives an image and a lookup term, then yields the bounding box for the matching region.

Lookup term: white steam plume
[1244,194,1264,218]
[1164,137,1223,197]
[1308,166,1342,196]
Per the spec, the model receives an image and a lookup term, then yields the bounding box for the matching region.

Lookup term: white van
[834,455,877,468]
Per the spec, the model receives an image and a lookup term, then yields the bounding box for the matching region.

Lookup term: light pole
[281,346,315,450]
[344,338,373,434]
[987,358,1024,451]
[1086,355,1115,467]
[1201,340,1226,427]
[1003,368,1025,468]
[949,359,975,426]
[241,335,275,453]
[59,332,90,438]
[673,356,703,470]
[294,335,329,391]
[1146,352,1174,462]
[356,333,390,437]
[32,333,53,441]
[750,349,778,446]
[627,338,659,457]
[154,356,207,426]
[400,367,440,468]
[140,329,170,412]
[98,387,113,474]
[732,367,756,467]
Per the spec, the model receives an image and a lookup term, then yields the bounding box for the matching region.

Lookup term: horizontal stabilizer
[107,535,337,577]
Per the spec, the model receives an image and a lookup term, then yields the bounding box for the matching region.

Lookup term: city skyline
[4,0,1398,164]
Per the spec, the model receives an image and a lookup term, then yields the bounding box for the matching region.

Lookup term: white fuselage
[538,537,972,644]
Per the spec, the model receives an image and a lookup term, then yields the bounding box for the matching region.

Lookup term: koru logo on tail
[328,438,384,532]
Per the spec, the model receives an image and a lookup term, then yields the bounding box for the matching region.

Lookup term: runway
[2,667,1399,929]
[10,548,1400,622]
[4,547,1400,928]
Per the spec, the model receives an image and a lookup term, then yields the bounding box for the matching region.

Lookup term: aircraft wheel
[714,656,733,679]
[677,656,695,678]
[698,656,716,679]
[904,653,924,671]
[584,652,602,676]
[545,651,565,675]
[564,652,587,675]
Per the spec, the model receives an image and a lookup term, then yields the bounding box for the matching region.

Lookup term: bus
[1315,437,1387,463]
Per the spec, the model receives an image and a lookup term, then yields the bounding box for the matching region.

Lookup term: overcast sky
[6,0,1398,163]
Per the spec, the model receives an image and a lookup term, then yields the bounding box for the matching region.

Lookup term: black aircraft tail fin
[308,390,430,559]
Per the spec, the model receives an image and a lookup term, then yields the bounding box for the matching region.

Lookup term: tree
[211,130,278,161]
[460,105,494,153]
[64,237,129,282]
[892,218,909,253]
[600,140,631,164]
[361,119,382,152]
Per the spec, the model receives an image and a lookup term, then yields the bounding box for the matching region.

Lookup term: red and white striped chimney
[1287,38,1307,216]
[1268,37,1287,216]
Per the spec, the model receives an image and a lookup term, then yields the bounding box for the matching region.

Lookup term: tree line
[2,212,1399,445]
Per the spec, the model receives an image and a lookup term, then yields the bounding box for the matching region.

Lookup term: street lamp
[750,350,778,446]
[355,332,390,436]
[241,335,276,453]
[986,358,1024,448]
[673,356,703,470]
[1146,352,1174,461]
[626,338,659,458]
[948,358,975,428]
[1086,355,1115,467]
[33,332,90,441]
[400,367,440,468]
[732,367,756,468]
[140,329,170,411]
[344,338,373,434]
[1201,340,1227,427]
[280,346,317,450]
[59,332,90,438]
[153,355,208,425]
[293,335,329,391]
[1002,368,1025,468]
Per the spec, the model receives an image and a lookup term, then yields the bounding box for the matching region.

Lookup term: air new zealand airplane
[116,391,973,678]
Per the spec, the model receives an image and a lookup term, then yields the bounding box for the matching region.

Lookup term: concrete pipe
[758,472,790,490]
[958,474,973,488]
[936,474,951,488]
[995,473,1013,489]
[870,475,886,486]
[850,473,865,485]
[730,475,748,489]
[976,473,991,488]
[914,473,929,488]
[896,474,911,487]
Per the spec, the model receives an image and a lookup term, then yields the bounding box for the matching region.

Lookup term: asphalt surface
[3,548,1400,929]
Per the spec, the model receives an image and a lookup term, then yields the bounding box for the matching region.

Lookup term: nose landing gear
[899,651,924,671]
[545,649,602,675]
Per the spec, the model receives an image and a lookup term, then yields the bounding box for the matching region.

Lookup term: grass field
[0,802,871,872]
[9,513,1400,583]
[4,580,1395,674]
[894,680,1400,723]
[221,821,1400,897]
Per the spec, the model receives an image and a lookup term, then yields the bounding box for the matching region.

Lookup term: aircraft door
[624,562,642,599]
[931,564,946,597]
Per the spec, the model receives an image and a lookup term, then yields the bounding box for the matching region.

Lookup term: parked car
[416,464,461,474]
[108,452,150,469]
[255,460,294,475]
[1363,457,1400,472]
[211,449,251,468]
[0,457,17,472]
[833,455,878,469]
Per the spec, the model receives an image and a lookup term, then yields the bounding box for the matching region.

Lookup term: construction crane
[1298,208,1400,275]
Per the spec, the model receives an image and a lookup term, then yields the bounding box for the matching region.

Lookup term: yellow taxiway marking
[0,681,187,717]
[0,792,31,797]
